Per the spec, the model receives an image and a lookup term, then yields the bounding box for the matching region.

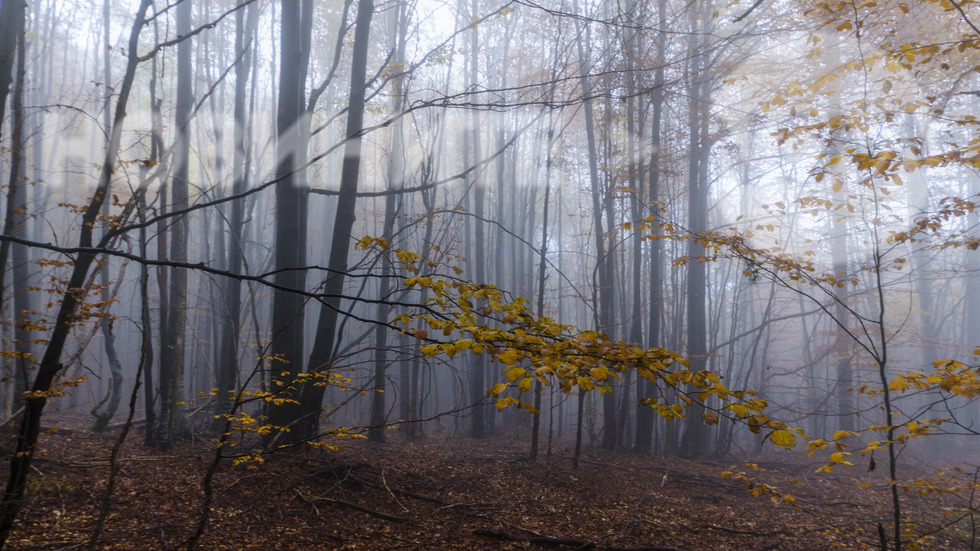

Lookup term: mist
[0,0,978,549]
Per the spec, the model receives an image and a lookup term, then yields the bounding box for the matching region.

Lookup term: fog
[1,0,979,548]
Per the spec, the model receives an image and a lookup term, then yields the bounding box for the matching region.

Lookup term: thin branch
[733,0,766,23]
[948,0,980,39]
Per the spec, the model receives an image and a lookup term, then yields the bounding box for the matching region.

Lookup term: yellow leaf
[726,403,749,417]
[505,367,526,382]
[498,348,522,365]
[576,376,596,391]
[769,429,797,449]
[488,383,508,397]
[518,377,533,393]
[832,180,843,193]
[495,396,518,410]
[702,412,719,425]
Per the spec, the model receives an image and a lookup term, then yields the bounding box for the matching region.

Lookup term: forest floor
[2,414,975,550]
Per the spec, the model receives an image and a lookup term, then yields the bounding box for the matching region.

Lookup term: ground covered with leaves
[3,416,974,550]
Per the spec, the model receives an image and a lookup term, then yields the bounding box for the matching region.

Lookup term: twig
[292,487,414,523]
[733,0,766,22]
[696,524,790,537]
[380,469,409,512]
[320,497,415,523]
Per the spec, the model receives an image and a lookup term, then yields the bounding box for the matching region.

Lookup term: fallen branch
[292,488,415,523]
[345,472,448,506]
[696,524,790,537]
[474,528,690,551]
[320,498,415,523]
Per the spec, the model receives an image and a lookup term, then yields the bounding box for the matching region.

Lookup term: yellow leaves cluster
[397,272,791,432]
[721,465,797,504]
[23,375,87,401]
[889,359,980,398]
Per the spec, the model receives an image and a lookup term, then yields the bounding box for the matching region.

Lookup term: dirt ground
[2,415,974,550]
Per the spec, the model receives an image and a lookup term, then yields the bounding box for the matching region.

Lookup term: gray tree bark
[295,0,376,444]
[214,1,258,431]
[267,0,314,442]
[0,2,152,543]
[154,0,194,450]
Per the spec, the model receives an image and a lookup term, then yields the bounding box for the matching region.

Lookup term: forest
[1,0,980,549]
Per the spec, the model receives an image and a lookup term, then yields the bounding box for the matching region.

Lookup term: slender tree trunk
[635,0,667,455]
[620,12,643,447]
[144,28,164,446]
[92,0,121,432]
[573,2,616,451]
[370,1,409,443]
[214,1,257,431]
[1,10,28,413]
[680,7,711,457]
[296,0,375,443]
[467,0,489,439]
[530,106,556,460]
[267,0,313,442]
[0,0,27,144]
[155,0,193,450]
[0,3,151,544]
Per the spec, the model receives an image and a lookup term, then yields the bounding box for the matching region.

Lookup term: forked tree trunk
[295,0,375,444]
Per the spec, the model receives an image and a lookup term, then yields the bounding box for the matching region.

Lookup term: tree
[369,0,411,444]
[0,0,27,143]
[154,0,194,450]
[678,0,714,459]
[635,0,668,456]
[91,0,122,433]
[293,0,376,444]
[214,0,258,429]
[267,0,314,442]
[0,2,153,544]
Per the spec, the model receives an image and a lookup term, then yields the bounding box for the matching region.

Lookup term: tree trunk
[0,0,26,144]
[295,0,375,444]
[370,0,409,443]
[635,0,667,456]
[572,0,616,452]
[267,0,314,442]
[154,0,193,450]
[214,1,258,431]
[91,0,121,432]
[0,9,28,413]
[680,7,711,457]
[530,106,556,460]
[0,3,151,544]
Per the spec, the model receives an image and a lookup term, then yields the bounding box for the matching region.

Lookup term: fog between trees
[2,0,980,549]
